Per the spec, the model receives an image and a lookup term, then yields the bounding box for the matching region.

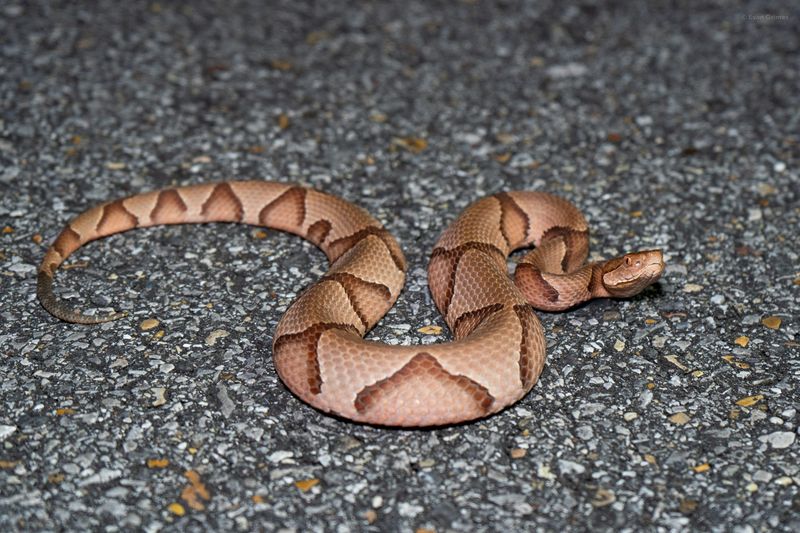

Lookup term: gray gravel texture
[1,0,799,531]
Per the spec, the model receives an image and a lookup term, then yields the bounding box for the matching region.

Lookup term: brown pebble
[668,412,690,425]
[679,498,698,514]
[510,448,527,459]
[591,488,616,507]
[140,318,159,331]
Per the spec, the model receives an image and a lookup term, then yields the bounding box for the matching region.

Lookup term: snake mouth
[646,255,667,278]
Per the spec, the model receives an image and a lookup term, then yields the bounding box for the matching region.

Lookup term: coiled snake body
[38,181,664,427]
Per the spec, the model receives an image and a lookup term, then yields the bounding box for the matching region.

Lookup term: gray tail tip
[37,270,128,325]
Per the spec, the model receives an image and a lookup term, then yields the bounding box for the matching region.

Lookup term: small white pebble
[0,425,17,440]
[747,208,762,222]
[759,431,795,449]
[267,450,294,463]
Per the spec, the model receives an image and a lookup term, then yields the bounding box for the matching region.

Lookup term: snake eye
[625,256,632,266]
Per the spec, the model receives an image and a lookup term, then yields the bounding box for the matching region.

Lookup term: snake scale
[37,181,664,426]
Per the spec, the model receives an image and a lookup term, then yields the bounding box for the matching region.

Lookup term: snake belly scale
[38,181,664,427]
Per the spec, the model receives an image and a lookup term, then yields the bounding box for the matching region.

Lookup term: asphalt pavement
[1,1,798,531]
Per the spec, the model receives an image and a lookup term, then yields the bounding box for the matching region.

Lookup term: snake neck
[589,263,612,299]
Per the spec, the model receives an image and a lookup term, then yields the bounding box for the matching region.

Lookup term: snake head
[601,249,665,297]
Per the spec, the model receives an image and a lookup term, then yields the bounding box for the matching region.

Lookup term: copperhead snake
[37,181,664,427]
